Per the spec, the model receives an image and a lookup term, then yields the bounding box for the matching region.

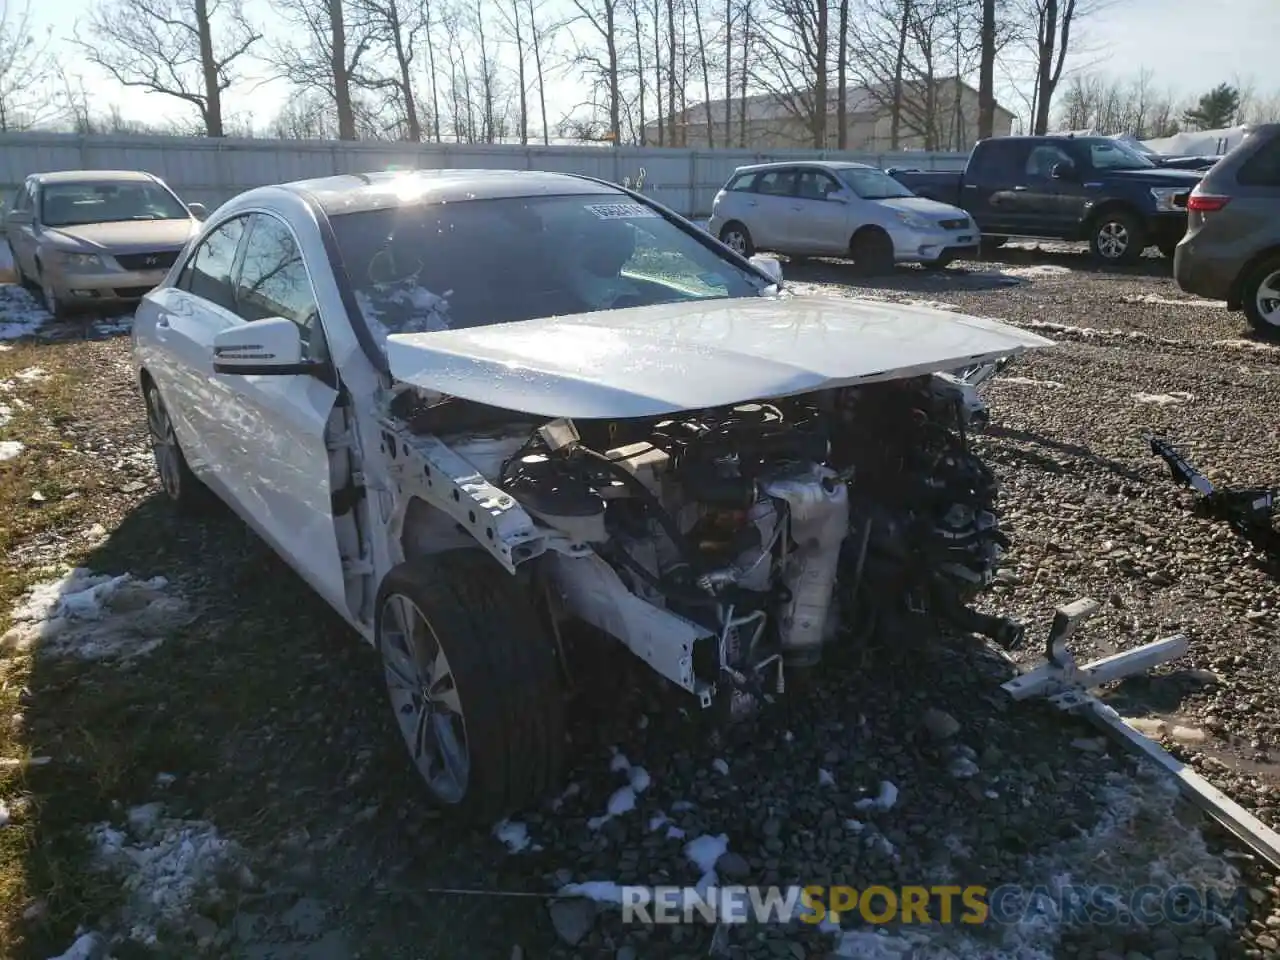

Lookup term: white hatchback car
[707,160,980,272]
[131,169,1047,820]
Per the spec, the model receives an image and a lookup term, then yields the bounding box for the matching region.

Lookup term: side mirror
[749,254,784,286]
[187,202,208,221]
[6,210,32,225]
[212,317,319,376]
[1050,162,1077,181]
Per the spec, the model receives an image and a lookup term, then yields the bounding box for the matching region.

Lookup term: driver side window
[234,214,325,357]
[179,216,247,312]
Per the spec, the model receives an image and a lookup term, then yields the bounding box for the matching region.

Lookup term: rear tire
[719,222,755,258]
[1089,209,1146,266]
[143,380,217,515]
[850,228,895,276]
[1241,254,1280,338]
[376,552,566,823]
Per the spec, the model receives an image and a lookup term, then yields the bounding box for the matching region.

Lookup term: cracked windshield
[329,194,771,341]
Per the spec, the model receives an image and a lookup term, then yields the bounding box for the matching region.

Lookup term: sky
[30,0,1280,135]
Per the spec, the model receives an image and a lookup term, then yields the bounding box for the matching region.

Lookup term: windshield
[39,181,190,227]
[836,167,916,200]
[1084,138,1156,170]
[329,194,772,342]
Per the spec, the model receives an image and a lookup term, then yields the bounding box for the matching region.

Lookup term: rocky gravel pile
[11,247,1280,959]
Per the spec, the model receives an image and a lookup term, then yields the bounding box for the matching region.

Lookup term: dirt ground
[1,242,1279,960]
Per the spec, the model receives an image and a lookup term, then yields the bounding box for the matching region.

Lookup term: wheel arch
[849,223,892,248]
[1085,200,1143,234]
[399,494,486,563]
[1229,244,1280,311]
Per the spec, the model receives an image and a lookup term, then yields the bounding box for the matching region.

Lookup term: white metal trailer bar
[1002,597,1280,871]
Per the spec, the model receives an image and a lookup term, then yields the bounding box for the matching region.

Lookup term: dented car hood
[384,295,1053,419]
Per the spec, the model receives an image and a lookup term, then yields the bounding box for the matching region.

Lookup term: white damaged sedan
[131,169,1051,820]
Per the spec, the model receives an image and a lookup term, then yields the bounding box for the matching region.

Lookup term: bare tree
[496,0,530,142]
[273,0,373,140]
[352,0,426,140]
[835,0,848,148]
[76,0,260,136]
[977,0,996,138]
[0,2,62,131]
[1016,0,1111,134]
[691,0,714,146]
[569,0,623,143]
[750,0,830,148]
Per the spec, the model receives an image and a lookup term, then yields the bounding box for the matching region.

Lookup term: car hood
[385,295,1052,419]
[872,195,969,220]
[1102,167,1203,186]
[43,219,196,253]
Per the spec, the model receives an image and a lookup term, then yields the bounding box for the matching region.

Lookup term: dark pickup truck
[890,135,1204,265]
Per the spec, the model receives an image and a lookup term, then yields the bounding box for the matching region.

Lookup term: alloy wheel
[1096,221,1129,260]
[1256,269,1280,329]
[379,593,470,803]
[145,387,183,499]
[722,229,747,254]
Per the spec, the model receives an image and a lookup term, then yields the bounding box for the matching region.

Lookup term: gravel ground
[3,242,1280,960]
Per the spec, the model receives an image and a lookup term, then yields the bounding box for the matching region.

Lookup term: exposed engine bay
[387,366,1019,720]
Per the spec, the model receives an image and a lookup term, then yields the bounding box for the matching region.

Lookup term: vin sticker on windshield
[585,202,660,220]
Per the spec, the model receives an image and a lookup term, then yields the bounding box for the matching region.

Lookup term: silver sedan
[4,169,207,318]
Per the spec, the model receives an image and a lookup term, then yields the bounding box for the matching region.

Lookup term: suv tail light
[1187,193,1230,212]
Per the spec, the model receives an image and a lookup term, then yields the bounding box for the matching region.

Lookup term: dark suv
[1175,123,1280,335]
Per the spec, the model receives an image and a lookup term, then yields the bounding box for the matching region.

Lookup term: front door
[212,212,347,613]
[1020,143,1079,237]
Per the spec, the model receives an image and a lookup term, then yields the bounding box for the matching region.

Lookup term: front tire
[850,228,895,276]
[376,552,565,822]
[143,380,217,515]
[1090,210,1146,266]
[719,221,755,257]
[36,262,69,320]
[1241,254,1280,337]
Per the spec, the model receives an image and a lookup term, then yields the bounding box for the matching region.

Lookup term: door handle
[964,184,978,190]
[746,200,758,207]
[1012,186,1028,191]
[156,315,171,328]
[790,204,803,211]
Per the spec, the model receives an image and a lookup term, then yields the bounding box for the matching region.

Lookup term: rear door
[787,169,855,254]
[963,140,1032,234]
[1021,142,1080,237]
[749,168,799,251]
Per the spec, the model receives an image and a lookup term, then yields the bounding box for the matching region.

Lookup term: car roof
[31,170,160,185]
[278,168,624,216]
[731,159,875,174]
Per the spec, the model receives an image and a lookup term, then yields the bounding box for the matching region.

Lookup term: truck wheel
[719,222,755,257]
[376,551,565,822]
[1241,254,1280,337]
[850,228,895,276]
[1089,210,1146,266]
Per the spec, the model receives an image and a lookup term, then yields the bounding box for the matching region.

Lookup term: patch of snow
[998,264,1074,278]
[1124,293,1226,308]
[684,833,728,874]
[1133,391,1193,405]
[629,766,651,792]
[15,366,48,382]
[843,818,865,833]
[997,376,1064,389]
[1213,338,1280,353]
[558,880,625,903]
[0,285,48,341]
[0,799,8,826]
[493,819,532,853]
[609,749,631,773]
[89,803,249,946]
[587,757,652,830]
[853,781,899,812]
[666,825,685,839]
[0,440,23,461]
[711,758,730,776]
[898,299,962,312]
[1,568,193,662]
[648,812,668,832]
[949,756,980,779]
[46,932,106,960]
[0,402,11,427]
[819,768,836,787]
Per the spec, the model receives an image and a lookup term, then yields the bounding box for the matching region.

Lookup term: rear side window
[974,140,1029,180]
[1237,135,1280,187]
[755,170,796,196]
[725,172,756,192]
[181,216,246,311]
